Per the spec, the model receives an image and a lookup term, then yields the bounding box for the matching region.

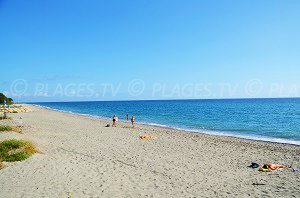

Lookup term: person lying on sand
[259,163,289,172]
[265,163,287,171]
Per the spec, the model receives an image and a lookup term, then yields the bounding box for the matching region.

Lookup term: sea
[33,98,300,145]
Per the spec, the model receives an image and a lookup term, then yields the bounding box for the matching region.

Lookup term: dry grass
[0,159,5,170]
[11,126,23,134]
[22,141,40,155]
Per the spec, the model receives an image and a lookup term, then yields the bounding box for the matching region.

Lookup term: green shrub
[0,125,13,131]
[5,152,29,162]
[0,139,38,162]
[0,125,22,133]
[12,111,18,113]
[0,139,27,149]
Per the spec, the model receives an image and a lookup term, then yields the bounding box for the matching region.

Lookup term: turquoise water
[33,98,300,145]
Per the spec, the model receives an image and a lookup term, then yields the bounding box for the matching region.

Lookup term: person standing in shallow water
[131,116,135,128]
[112,115,117,127]
[126,114,129,121]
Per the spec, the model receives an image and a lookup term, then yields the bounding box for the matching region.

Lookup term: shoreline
[32,104,300,147]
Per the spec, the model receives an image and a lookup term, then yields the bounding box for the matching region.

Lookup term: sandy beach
[0,104,299,198]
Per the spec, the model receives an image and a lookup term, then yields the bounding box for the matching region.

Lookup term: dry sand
[0,105,299,198]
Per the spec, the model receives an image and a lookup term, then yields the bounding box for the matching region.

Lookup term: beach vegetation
[0,139,38,162]
[0,116,12,120]
[12,126,23,134]
[0,125,22,133]
[0,93,13,105]
[0,161,4,169]
[0,125,13,131]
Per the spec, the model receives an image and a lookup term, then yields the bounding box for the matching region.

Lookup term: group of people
[112,114,135,128]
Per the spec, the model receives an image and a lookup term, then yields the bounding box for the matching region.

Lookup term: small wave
[140,122,170,128]
[191,129,300,145]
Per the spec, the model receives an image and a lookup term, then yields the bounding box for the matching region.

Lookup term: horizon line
[25,96,300,103]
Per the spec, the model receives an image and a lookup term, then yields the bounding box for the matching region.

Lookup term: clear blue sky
[1,0,300,102]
